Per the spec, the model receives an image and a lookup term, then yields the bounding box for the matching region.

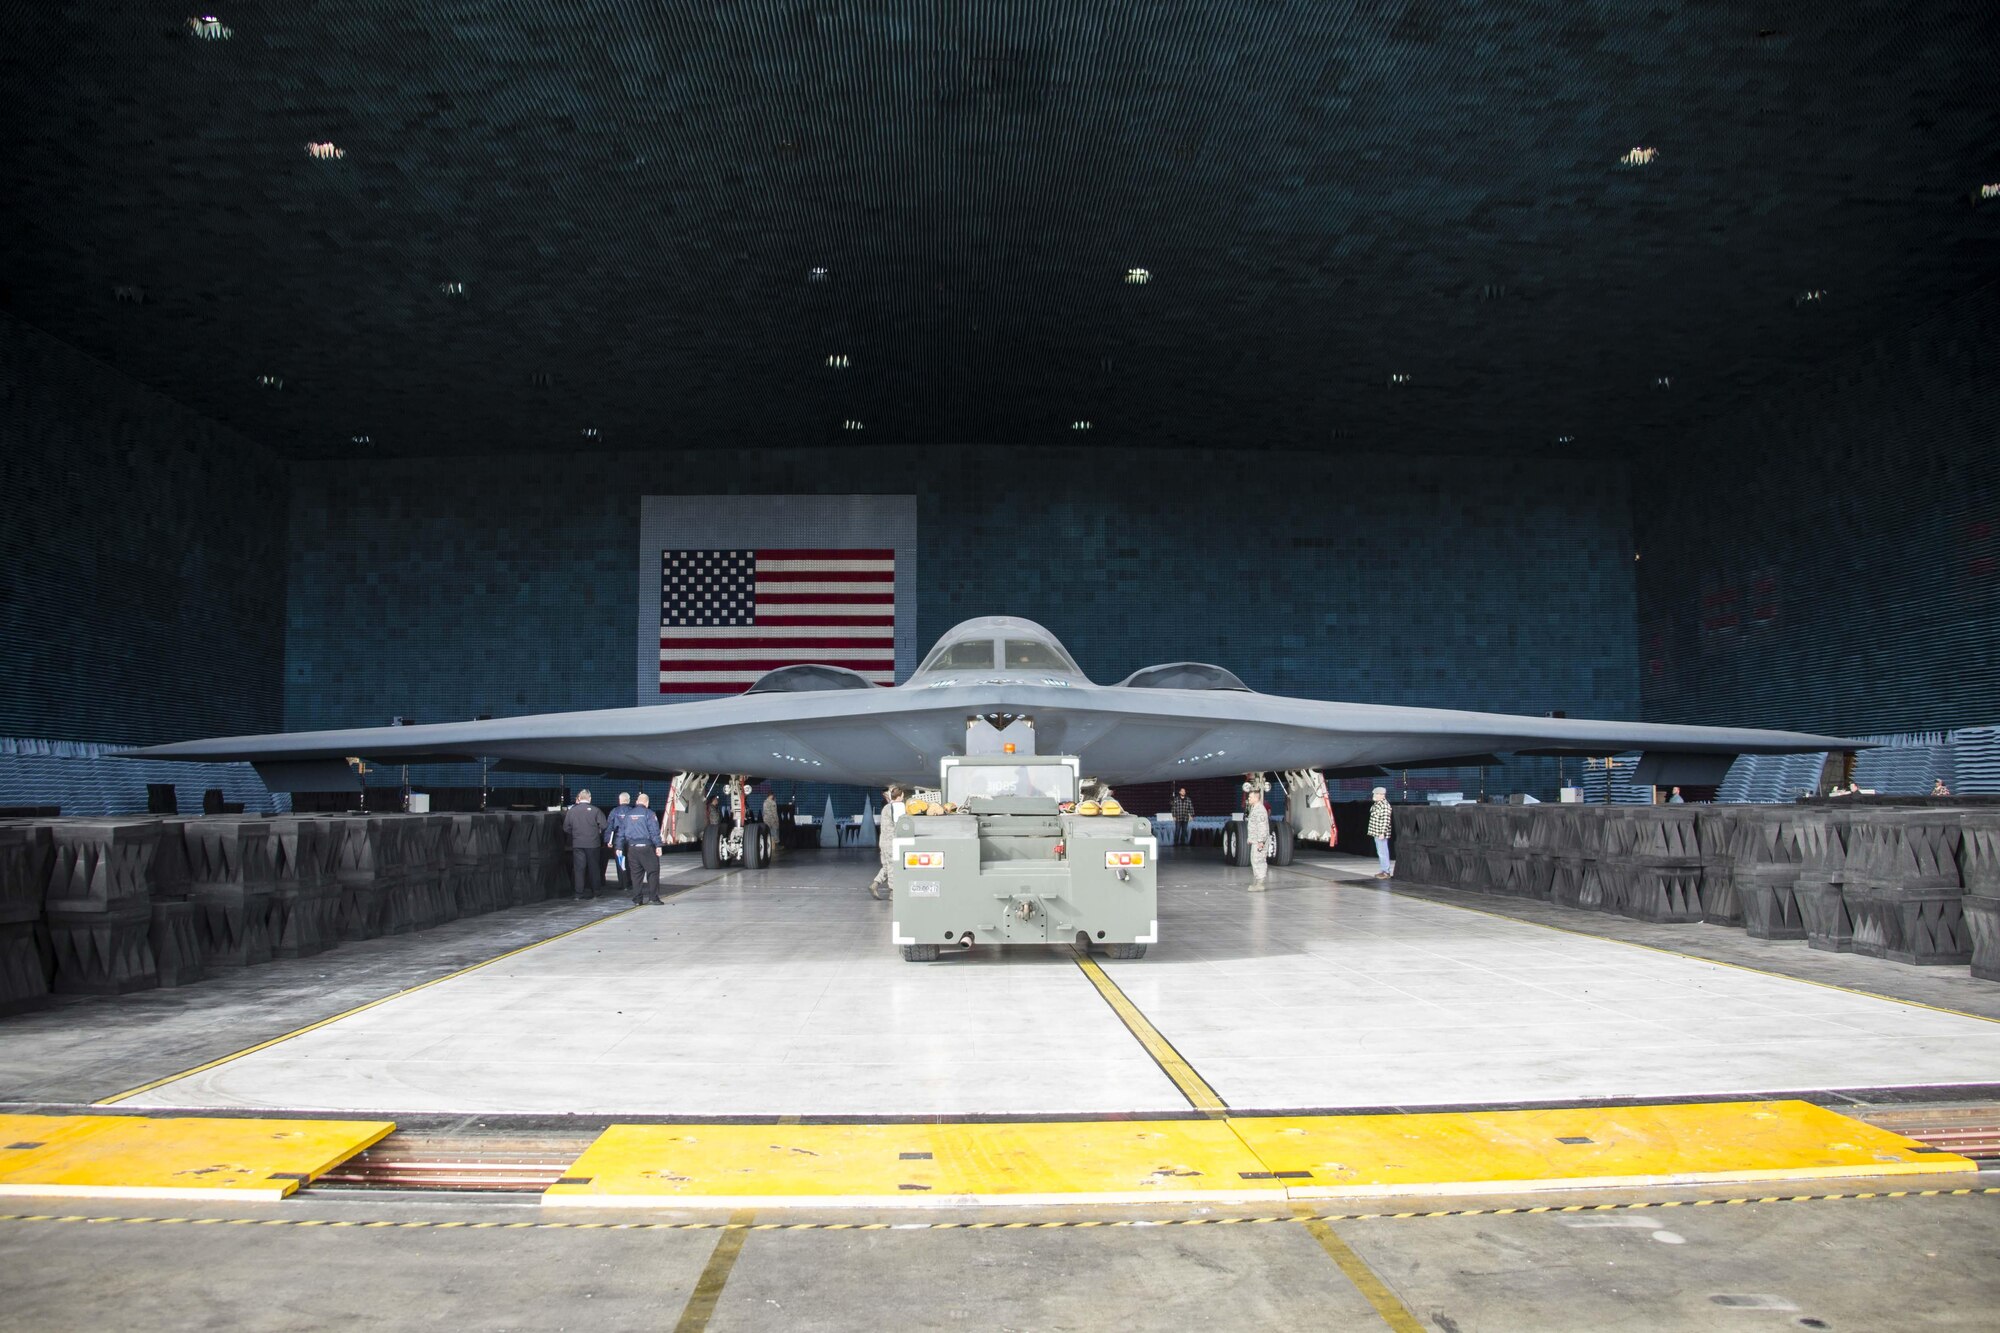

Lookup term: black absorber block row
[1390,802,1999,981]
[0,811,572,1011]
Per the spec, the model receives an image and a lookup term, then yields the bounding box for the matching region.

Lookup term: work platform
[82,851,2000,1120]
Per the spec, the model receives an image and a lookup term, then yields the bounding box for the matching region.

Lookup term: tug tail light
[1104,851,1145,868]
[903,852,943,869]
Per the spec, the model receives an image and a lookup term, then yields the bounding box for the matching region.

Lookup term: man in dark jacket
[620,792,666,904]
[561,790,608,900]
[604,792,636,896]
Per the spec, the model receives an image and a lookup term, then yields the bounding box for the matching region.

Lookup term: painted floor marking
[1072,952,1229,1114]
[1296,1204,1427,1333]
[672,1208,755,1333]
[0,1186,1992,1233]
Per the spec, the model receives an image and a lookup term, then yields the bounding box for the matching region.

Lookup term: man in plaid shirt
[1170,788,1194,846]
[1368,787,1394,878]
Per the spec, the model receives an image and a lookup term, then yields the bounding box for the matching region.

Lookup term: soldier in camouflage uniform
[868,785,906,900]
[1245,785,1270,891]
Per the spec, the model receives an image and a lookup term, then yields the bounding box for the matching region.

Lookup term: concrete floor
[71,849,2000,1117]
[0,1178,1993,1331]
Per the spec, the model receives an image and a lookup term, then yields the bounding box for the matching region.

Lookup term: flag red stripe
[754,616,896,627]
[757,549,895,561]
[659,684,753,694]
[754,570,893,583]
[755,592,895,605]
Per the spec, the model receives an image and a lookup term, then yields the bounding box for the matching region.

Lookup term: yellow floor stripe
[672,1209,755,1333]
[95,901,648,1105]
[0,1114,393,1201]
[1296,1205,1428,1332]
[1072,952,1229,1114]
[0,1187,1993,1232]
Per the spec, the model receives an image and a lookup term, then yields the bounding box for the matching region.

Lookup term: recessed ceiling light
[1979,184,2000,201]
[1617,146,1658,168]
[1653,375,1673,388]
[351,434,371,444]
[113,284,145,304]
[808,267,830,282]
[1072,420,1092,431]
[1388,372,1412,385]
[1124,268,1151,284]
[581,427,599,438]
[306,142,345,160]
[842,419,863,431]
[1556,435,1575,444]
[530,371,552,388]
[439,281,465,296]
[258,375,283,389]
[826,354,849,368]
[1794,289,1827,306]
[187,15,232,39]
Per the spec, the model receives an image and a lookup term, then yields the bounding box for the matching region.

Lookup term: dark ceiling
[2,2,1994,461]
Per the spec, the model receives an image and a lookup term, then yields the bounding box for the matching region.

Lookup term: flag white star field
[659,548,895,694]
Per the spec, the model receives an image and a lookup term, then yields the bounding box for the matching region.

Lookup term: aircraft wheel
[901,943,940,962]
[1104,943,1148,960]
[1220,825,1237,864]
[700,825,721,869]
[743,824,766,870]
[1274,822,1295,866]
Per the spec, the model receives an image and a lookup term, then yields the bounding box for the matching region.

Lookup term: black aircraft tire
[901,943,940,962]
[1104,943,1148,960]
[701,825,721,869]
[1275,821,1295,866]
[743,824,766,870]
[1220,825,1237,865]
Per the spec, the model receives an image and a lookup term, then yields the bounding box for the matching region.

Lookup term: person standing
[1667,786,1685,804]
[562,789,607,900]
[1368,786,1394,879]
[762,787,783,859]
[621,792,665,904]
[1170,787,1194,847]
[868,785,906,900]
[1245,786,1270,891]
[604,792,636,895]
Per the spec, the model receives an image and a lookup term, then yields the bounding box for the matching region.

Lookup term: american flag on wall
[659,549,896,694]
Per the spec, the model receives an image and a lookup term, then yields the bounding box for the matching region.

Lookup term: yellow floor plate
[544,1118,1287,1208]
[0,1114,394,1201]
[1229,1100,1972,1199]
[547,1101,1969,1208]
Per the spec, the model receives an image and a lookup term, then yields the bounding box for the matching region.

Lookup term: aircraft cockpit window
[1003,639,1075,671]
[920,639,999,672]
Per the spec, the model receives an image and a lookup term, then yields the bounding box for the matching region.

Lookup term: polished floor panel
[121,868,1192,1117]
[118,853,2000,1117]
[1113,857,2000,1110]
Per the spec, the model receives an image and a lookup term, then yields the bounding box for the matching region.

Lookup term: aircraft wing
[125,681,1861,789]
